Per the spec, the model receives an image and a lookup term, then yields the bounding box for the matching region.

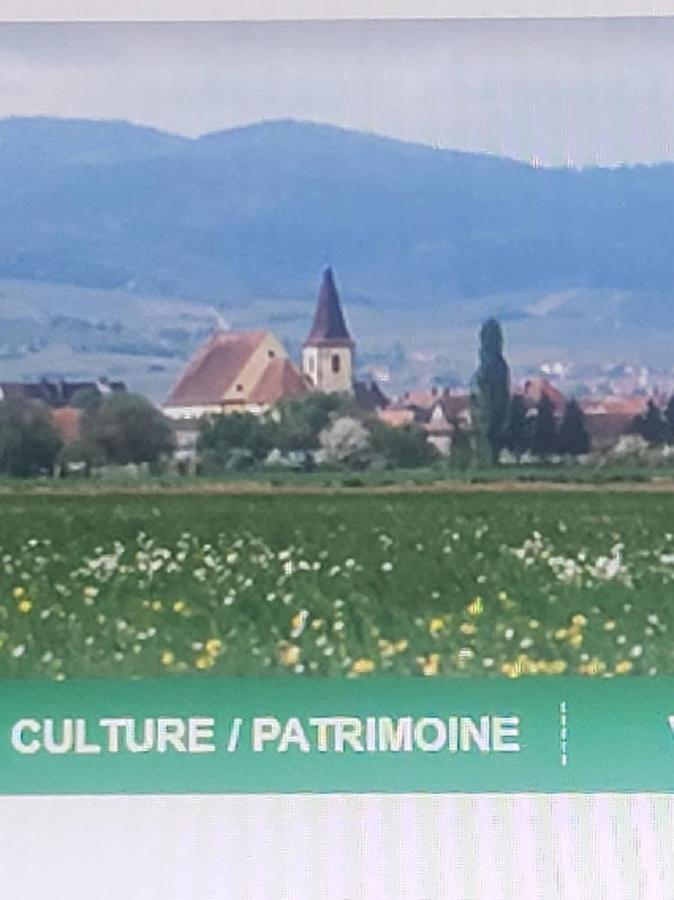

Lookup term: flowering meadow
[0,491,673,679]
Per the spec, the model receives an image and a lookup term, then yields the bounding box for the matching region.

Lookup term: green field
[0,490,672,679]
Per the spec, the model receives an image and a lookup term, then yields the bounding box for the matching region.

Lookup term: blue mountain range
[1,116,673,328]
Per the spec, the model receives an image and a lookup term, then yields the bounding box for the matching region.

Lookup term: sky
[0,17,673,166]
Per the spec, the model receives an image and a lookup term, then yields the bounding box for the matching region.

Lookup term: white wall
[2,793,673,899]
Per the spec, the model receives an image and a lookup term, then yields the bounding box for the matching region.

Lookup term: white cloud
[0,18,672,165]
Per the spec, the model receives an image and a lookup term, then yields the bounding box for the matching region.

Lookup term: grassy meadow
[0,490,672,680]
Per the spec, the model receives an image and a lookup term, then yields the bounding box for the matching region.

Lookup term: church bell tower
[302,267,355,394]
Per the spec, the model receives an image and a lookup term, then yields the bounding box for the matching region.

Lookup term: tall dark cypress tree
[664,395,674,445]
[504,394,530,461]
[531,394,558,459]
[470,319,510,465]
[633,399,665,447]
[558,399,591,456]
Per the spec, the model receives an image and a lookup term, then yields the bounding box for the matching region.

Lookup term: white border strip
[0,0,672,24]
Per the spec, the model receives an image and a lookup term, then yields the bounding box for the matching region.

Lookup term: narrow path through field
[2,479,674,496]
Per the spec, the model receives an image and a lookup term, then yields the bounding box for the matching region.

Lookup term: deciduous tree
[82,393,175,466]
[369,421,438,469]
[0,397,62,477]
[197,412,273,471]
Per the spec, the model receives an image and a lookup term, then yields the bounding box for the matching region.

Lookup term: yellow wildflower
[604,619,616,631]
[378,639,395,658]
[579,657,606,676]
[555,628,568,640]
[615,659,633,675]
[278,642,301,667]
[152,600,163,612]
[195,654,214,670]
[17,599,32,614]
[501,661,519,678]
[549,659,568,675]
[173,600,186,613]
[290,610,308,637]
[571,613,588,627]
[12,586,25,600]
[528,619,540,629]
[429,617,445,634]
[350,657,376,675]
[459,622,476,636]
[569,632,583,648]
[161,650,175,667]
[515,654,538,675]
[467,597,484,616]
[420,653,440,676]
[205,638,222,657]
[394,639,409,653]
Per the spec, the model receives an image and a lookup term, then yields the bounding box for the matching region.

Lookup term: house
[0,378,125,408]
[581,396,646,451]
[51,407,82,446]
[423,403,454,455]
[377,387,469,456]
[353,380,389,412]
[163,330,309,421]
[443,390,472,427]
[377,408,416,429]
[521,377,567,414]
[0,379,125,455]
[397,387,471,427]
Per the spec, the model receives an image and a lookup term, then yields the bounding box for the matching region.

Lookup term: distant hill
[3,115,674,395]
[1,115,674,320]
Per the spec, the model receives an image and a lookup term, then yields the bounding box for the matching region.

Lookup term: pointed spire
[304,267,354,347]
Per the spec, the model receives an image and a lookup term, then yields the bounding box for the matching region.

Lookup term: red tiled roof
[378,408,416,428]
[249,358,309,405]
[400,389,441,410]
[443,394,471,419]
[165,331,268,407]
[304,267,354,348]
[522,378,567,411]
[51,407,81,445]
[581,396,647,417]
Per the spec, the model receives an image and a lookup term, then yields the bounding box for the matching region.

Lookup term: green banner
[0,677,673,794]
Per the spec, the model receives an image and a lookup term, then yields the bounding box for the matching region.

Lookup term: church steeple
[302,268,355,393]
[305,267,354,348]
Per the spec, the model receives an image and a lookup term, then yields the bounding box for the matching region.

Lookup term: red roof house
[163,330,309,419]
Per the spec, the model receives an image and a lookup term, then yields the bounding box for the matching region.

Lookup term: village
[0,267,671,478]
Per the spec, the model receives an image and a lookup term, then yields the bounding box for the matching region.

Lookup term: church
[301,266,354,394]
[163,267,369,421]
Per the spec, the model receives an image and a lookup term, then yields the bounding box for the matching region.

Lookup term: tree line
[632,398,674,447]
[470,319,590,463]
[197,392,437,473]
[0,388,437,478]
[0,391,174,478]
[3,317,670,478]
